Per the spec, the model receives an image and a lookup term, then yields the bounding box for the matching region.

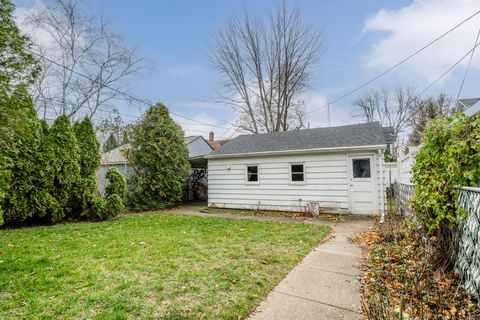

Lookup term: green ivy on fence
[412,114,480,234]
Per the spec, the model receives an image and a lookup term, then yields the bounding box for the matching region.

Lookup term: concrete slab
[314,240,363,258]
[250,291,361,320]
[299,251,362,277]
[275,266,360,312]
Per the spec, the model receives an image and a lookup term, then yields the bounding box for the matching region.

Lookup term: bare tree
[407,94,457,146]
[23,0,145,120]
[212,3,322,133]
[354,86,423,136]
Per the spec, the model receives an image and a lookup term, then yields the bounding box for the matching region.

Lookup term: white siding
[208,151,385,215]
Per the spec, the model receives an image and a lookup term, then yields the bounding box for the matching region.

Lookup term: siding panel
[208,150,384,215]
[208,153,352,212]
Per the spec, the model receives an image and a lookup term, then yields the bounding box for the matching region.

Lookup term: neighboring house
[458,98,480,116]
[185,135,214,157]
[207,122,396,216]
[206,131,230,150]
[96,144,133,194]
[382,126,396,154]
[96,135,215,195]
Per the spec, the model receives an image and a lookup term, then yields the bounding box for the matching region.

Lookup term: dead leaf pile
[357,220,480,319]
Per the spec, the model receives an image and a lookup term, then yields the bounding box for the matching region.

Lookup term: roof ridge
[235,121,381,138]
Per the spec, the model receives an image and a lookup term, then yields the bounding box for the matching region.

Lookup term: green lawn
[0,212,329,319]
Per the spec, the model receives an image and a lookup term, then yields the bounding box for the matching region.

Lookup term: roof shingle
[211,122,387,156]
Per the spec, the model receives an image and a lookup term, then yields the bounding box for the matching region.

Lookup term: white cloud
[167,64,200,78]
[362,0,480,82]
[14,1,50,46]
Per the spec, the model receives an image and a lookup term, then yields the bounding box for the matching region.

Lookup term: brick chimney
[209,131,214,141]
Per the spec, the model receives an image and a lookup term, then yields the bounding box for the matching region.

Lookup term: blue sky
[14,0,480,139]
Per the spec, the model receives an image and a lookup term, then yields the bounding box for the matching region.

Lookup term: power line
[24,47,236,130]
[454,24,480,105]
[306,9,480,115]
[417,40,480,97]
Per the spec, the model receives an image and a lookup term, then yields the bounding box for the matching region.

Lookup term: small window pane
[291,164,304,173]
[292,173,304,181]
[353,159,371,178]
[291,164,304,182]
[247,166,258,182]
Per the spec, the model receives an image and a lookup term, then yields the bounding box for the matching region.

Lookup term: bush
[105,167,127,199]
[127,103,190,210]
[412,113,480,268]
[88,194,124,221]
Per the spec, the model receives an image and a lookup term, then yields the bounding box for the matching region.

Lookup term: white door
[348,155,376,214]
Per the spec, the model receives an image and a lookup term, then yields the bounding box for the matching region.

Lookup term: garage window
[247,165,258,182]
[290,163,305,182]
[352,158,371,178]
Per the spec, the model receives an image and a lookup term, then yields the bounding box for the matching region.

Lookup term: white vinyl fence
[392,183,480,304]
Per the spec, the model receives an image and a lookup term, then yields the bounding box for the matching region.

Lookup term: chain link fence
[390,183,480,305]
[455,187,480,299]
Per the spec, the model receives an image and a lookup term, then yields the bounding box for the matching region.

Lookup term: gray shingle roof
[382,126,397,143]
[459,98,480,108]
[211,122,387,156]
[185,136,200,144]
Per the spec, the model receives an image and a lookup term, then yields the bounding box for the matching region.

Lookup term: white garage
[206,122,396,216]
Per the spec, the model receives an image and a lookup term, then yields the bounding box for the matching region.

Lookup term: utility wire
[24,48,236,130]
[306,9,480,115]
[454,24,480,105]
[417,40,480,97]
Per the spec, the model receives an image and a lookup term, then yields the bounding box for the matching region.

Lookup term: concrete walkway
[249,218,372,320]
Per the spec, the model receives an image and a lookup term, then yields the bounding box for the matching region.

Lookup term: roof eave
[206,144,387,159]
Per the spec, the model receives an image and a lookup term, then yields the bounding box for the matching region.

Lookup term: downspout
[379,149,385,223]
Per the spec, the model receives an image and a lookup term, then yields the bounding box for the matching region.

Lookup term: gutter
[206,144,387,159]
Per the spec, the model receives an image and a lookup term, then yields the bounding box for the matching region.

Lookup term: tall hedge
[73,118,101,177]
[0,87,124,225]
[0,84,45,224]
[46,115,81,222]
[72,118,101,216]
[128,103,190,210]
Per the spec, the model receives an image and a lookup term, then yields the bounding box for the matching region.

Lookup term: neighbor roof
[185,136,201,144]
[207,139,230,150]
[382,126,396,143]
[459,98,480,109]
[459,98,480,116]
[210,122,388,157]
[101,144,130,165]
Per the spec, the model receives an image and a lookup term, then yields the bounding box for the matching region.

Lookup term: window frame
[245,164,260,184]
[352,158,372,179]
[289,162,306,184]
